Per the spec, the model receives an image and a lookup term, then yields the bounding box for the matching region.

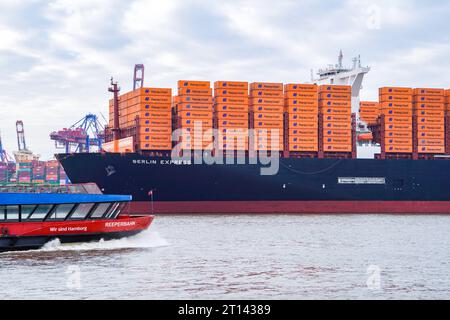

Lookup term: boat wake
[39,229,169,252]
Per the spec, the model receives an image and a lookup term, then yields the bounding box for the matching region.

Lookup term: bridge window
[29,204,53,220]
[0,206,5,221]
[6,205,19,220]
[90,203,112,219]
[48,204,75,220]
[70,203,95,220]
[21,205,37,220]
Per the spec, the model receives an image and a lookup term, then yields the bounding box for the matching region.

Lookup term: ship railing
[0,183,103,195]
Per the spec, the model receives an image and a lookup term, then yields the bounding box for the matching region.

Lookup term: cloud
[0,0,449,158]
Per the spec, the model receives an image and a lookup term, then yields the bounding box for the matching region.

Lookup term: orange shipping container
[215,112,249,120]
[418,146,445,154]
[250,82,283,91]
[178,110,213,119]
[215,89,248,97]
[133,87,172,97]
[385,116,412,125]
[216,96,249,105]
[250,90,283,98]
[284,84,317,92]
[250,105,284,113]
[323,115,351,122]
[217,119,249,128]
[385,131,413,138]
[360,101,379,107]
[254,113,284,121]
[219,128,248,135]
[417,131,445,139]
[288,114,318,122]
[417,139,445,146]
[289,129,318,137]
[177,80,211,89]
[323,145,353,152]
[322,107,352,116]
[414,103,445,111]
[319,85,351,93]
[319,92,351,100]
[385,138,413,145]
[179,96,213,104]
[140,127,172,135]
[382,108,413,117]
[215,104,249,112]
[137,110,171,119]
[178,87,212,96]
[284,92,318,100]
[323,129,352,137]
[414,95,445,103]
[214,81,248,90]
[380,102,413,109]
[322,122,352,130]
[129,96,172,105]
[413,88,445,96]
[417,117,445,125]
[385,145,413,153]
[289,136,319,144]
[140,142,172,151]
[253,120,284,128]
[325,137,352,144]
[379,87,413,96]
[179,141,214,151]
[319,100,351,108]
[385,124,413,131]
[139,104,172,112]
[289,121,319,129]
[380,95,413,103]
[250,97,284,106]
[178,103,213,112]
[289,144,319,152]
[285,99,319,107]
[141,118,172,127]
[140,134,172,144]
[178,118,213,128]
[285,105,318,114]
[414,110,445,117]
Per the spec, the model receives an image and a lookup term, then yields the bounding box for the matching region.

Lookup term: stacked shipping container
[379,87,413,154]
[213,81,249,151]
[413,88,445,154]
[319,85,353,153]
[359,101,380,125]
[284,84,319,152]
[176,81,214,150]
[250,83,284,151]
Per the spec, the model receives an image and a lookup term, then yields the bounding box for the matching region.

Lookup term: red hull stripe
[0,216,153,237]
[124,201,450,214]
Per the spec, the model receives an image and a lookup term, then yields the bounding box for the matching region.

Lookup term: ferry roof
[0,193,131,206]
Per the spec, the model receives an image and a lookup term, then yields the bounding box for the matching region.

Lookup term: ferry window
[6,205,19,220]
[21,205,36,220]
[105,203,121,219]
[29,204,53,220]
[90,203,111,219]
[0,206,5,220]
[70,203,95,220]
[48,204,75,220]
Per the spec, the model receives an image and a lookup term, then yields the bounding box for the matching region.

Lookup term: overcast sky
[1,0,450,159]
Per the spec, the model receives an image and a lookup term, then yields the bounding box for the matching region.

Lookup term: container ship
[57,55,450,214]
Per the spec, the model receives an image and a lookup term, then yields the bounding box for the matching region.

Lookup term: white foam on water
[39,229,170,252]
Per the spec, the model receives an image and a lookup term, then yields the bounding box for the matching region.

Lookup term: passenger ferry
[0,184,153,252]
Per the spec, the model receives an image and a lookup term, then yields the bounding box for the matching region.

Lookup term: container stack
[45,160,60,184]
[284,84,319,154]
[17,161,32,183]
[32,161,46,184]
[249,82,284,152]
[319,85,353,155]
[359,101,380,125]
[413,88,446,155]
[446,90,450,154]
[213,81,249,152]
[379,87,413,155]
[176,81,214,151]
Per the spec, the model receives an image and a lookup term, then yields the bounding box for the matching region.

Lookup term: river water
[1,215,449,300]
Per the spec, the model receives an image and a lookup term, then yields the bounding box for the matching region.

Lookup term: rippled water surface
[1,215,450,299]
